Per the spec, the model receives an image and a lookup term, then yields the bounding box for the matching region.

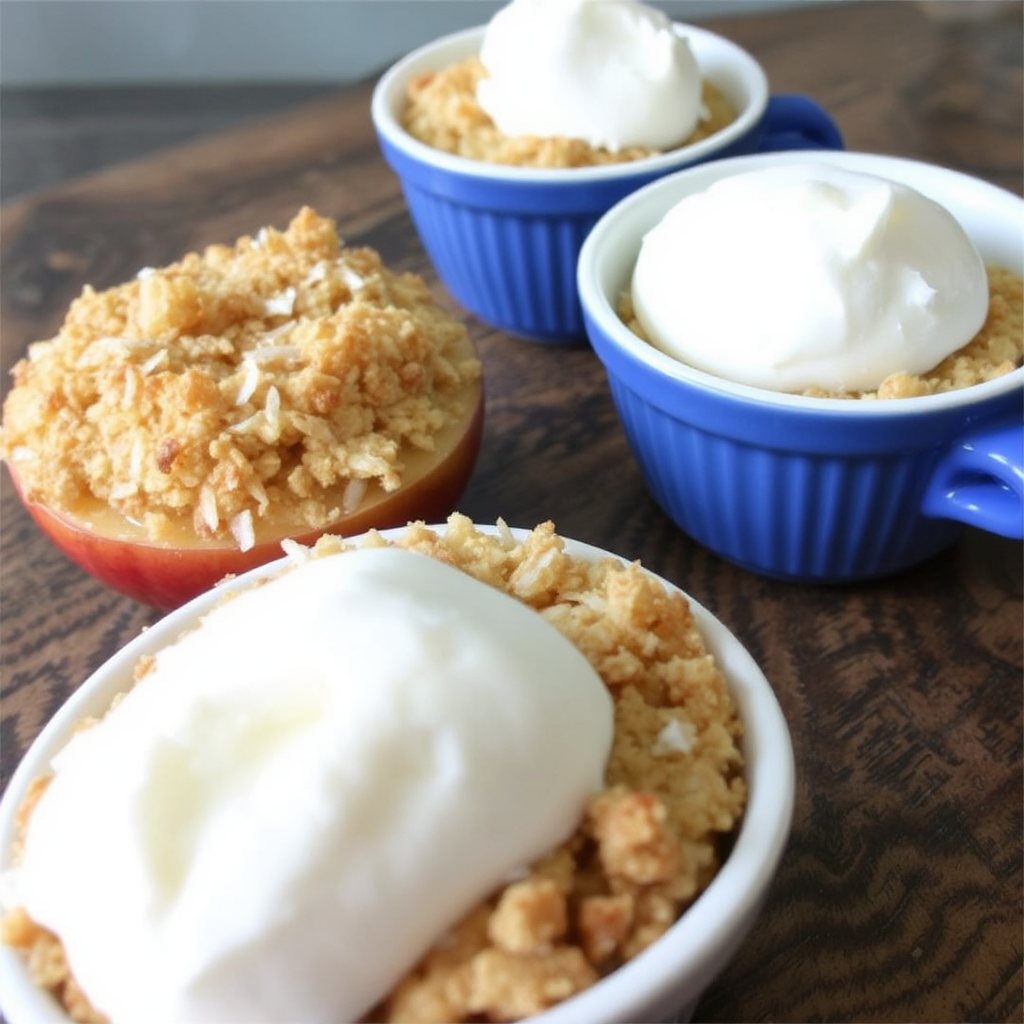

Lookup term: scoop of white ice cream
[12,547,613,1024]
[477,0,702,152]
[631,162,990,393]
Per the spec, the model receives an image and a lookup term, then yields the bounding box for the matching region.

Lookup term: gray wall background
[0,1,836,88]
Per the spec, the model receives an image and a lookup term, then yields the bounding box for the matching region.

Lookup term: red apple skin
[9,391,484,611]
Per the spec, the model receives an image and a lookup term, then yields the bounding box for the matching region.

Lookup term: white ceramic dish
[0,524,794,1024]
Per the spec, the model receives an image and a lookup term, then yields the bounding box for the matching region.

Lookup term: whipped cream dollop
[477,0,702,152]
[631,162,990,393]
[12,547,613,1024]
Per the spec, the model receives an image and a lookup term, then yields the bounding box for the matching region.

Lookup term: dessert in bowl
[371,0,843,344]
[577,151,1023,583]
[0,515,794,1024]
[0,209,483,609]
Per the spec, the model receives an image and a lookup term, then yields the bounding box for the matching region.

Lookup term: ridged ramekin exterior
[397,179,599,342]
[604,376,974,582]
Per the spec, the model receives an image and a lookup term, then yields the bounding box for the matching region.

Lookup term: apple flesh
[9,387,484,611]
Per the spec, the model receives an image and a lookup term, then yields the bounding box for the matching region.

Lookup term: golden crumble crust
[0,208,481,546]
[619,265,1024,398]
[402,57,737,168]
[5,515,746,1023]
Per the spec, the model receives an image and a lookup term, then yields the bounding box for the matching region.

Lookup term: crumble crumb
[0,208,481,546]
[402,57,736,168]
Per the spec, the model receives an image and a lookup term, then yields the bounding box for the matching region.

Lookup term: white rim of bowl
[0,524,794,1024]
[370,23,769,185]
[577,150,1024,415]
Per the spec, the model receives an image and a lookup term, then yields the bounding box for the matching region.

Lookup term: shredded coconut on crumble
[3,515,746,1024]
[402,57,736,169]
[0,208,481,545]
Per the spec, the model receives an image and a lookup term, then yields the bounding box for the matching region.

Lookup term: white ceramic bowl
[0,524,794,1024]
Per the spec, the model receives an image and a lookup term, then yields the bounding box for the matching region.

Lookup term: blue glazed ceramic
[577,151,1024,583]
[371,24,843,345]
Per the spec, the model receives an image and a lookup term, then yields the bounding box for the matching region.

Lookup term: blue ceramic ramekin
[371,24,843,345]
[577,151,1024,583]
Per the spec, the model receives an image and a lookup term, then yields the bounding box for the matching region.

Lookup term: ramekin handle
[922,420,1024,539]
[758,95,845,153]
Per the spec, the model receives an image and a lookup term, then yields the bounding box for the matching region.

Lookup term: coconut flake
[247,478,269,513]
[280,537,310,562]
[78,336,155,370]
[77,338,123,366]
[246,344,299,365]
[199,485,219,533]
[342,477,368,514]
[511,548,557,595]
[264,287,296,317]
[338,263,365,292]
[348,452,387,476]
[262,321,297,343]
[653,719,696,757]
[229,510,255,552]
[128,437,144,483]
[496,518,516,549]
[139,349,168,376]
[264,385,281,426]
[304,261,327,285]
[121,369,138,409]
[228,412,263,435]
[291,414,334,443]
[562,589,607,613]
[109,480,139,500]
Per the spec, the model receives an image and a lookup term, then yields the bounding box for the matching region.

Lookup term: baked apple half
[7,383,483,610]
[1,207,487,611]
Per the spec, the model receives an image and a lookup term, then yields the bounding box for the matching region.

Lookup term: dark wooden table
[1,3,1021,1021]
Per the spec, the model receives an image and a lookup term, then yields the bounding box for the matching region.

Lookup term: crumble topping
[0,208,481,546]
[402,57,737,168]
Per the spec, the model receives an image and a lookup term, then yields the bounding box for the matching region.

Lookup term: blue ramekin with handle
[372,23,843,344]
[577,151,1023,583]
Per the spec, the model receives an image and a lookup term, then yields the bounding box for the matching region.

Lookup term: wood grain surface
[1,3,1022,1021]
